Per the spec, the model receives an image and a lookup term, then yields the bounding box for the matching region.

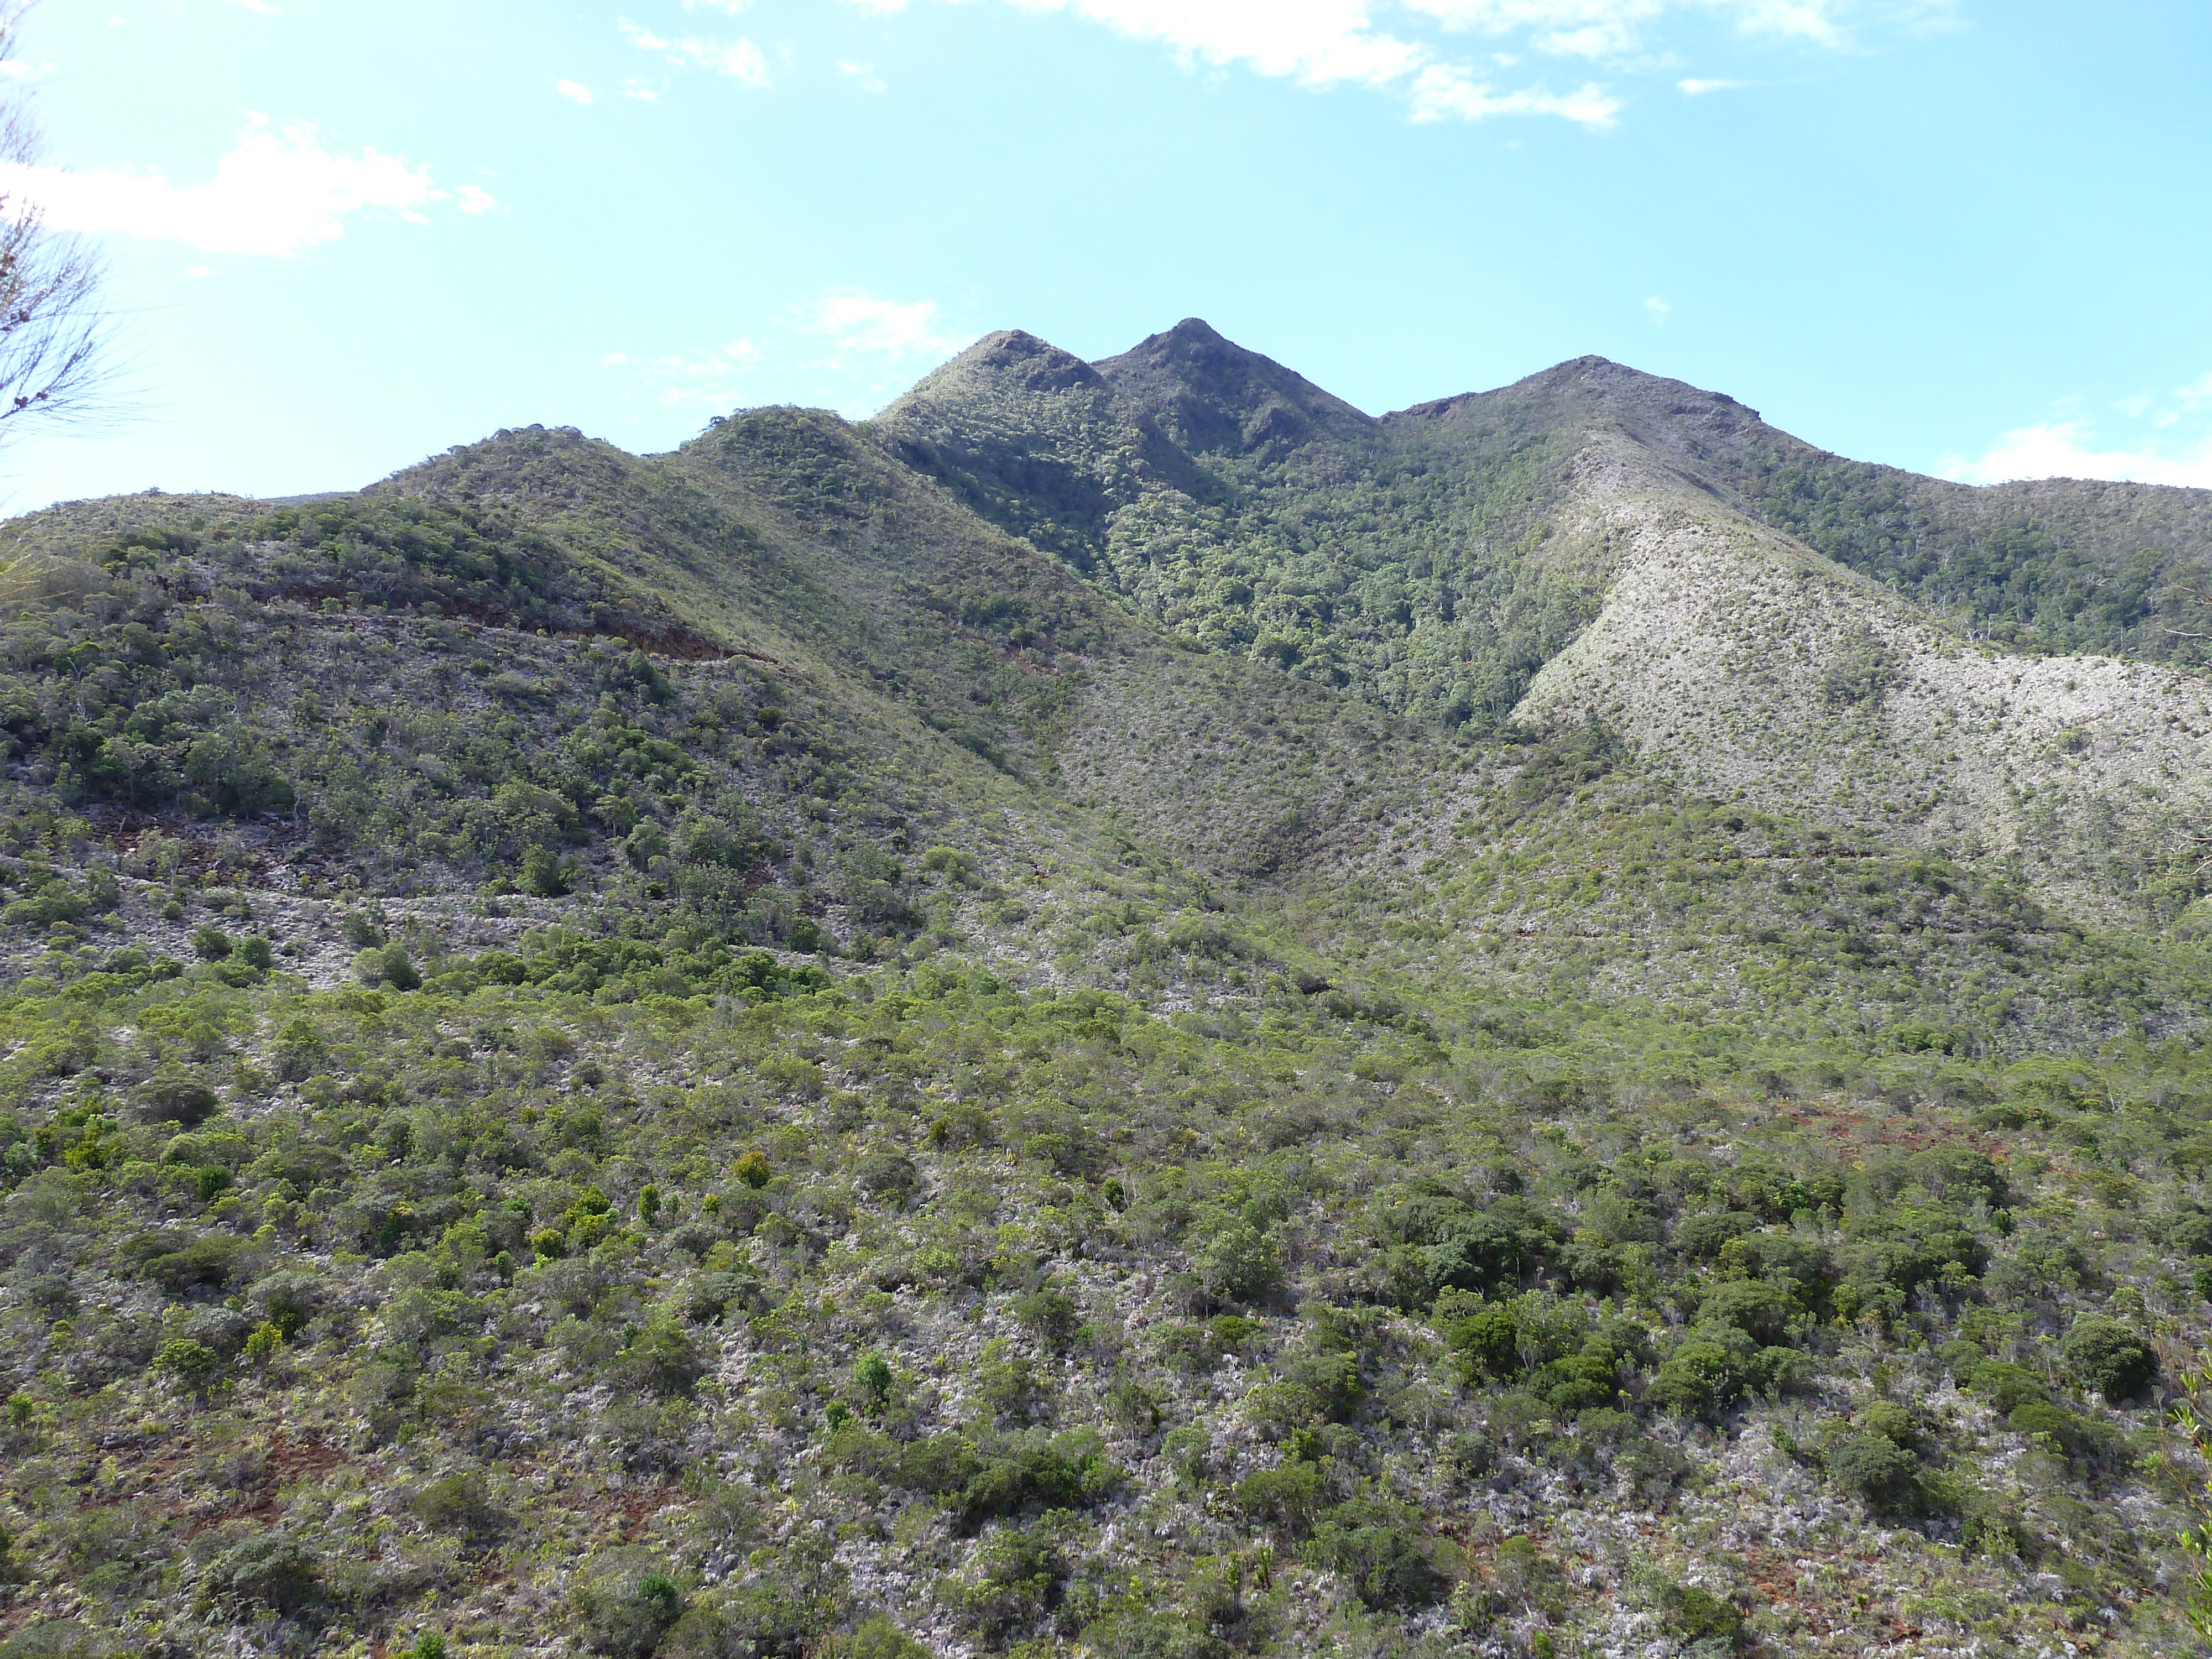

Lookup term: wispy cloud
[640,337,765,409]
[555,78,595,105]
[0,113,486,257]
[1677,75,1750,93]
[838,60,888,93]
[620,17,771,86]
[802,291,972,363]
[604,290,975,419]
[1644,294,1670,323]
[839,0,1937,128]
[1404,0,1913,55]
[1408,65,1620,127]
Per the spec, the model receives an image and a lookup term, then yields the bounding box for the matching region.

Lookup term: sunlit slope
[1506,433,2212,925]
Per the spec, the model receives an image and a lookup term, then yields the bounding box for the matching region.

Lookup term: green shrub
[1014,1286,1079,1349]
[921,845,974,884]
[1935,1338,1985,1380]
[126,1229,241,1292]
[1673,1210,1759,1258]
[573,1551,686,1658]
[154,1337,222,1394]
[622,1317,705,1397]
[1966,1360,2048,1413]
[854,1149,919,1202]
[1647,1338,1746,1418]
[1079,1613,1228,1659]
[207,1530,324,1615]
[842,1615,928,1659]
[951,1524,1063,1639]
[410,1472,498,1533]
[1697,1278,1796,1344]
[1233,1459,1325,1535]
[2062,1316,2156,1401]
[1193,1223,1280,1305]
[1299,1499,1441,1608]
[521,846,572,898]
[2007,1398,2082,1453]
[1162,1424,1212,1485]
[1530,1343,1621,1412]
[1828,1432,1918,1513]
[950,1430,1119,1531]
[852,1349,894,1408]
[1671,1583,1744,1650]
[131,1071,220,1127]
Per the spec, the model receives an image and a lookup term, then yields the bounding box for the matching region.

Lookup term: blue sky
[5,0,2210,511]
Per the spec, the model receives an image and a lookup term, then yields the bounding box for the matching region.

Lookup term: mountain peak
[1094,318,1376,458]
[880,328,1104,422]
[1384,355,1765,462]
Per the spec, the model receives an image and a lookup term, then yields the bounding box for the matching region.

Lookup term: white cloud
[622,18,770,85]
[228,0,281,13]
[839,60,888,92]
[653,338,763,376]
[837,0,1933,126]
[556,78,596,104]
[969,0,1428,88]
[684,0,750,9]
[1940,422,2212,491]
[604,291,975,419]
[1402,0,1858,54]
[453,183,499,214]
[1405,1,1660,57]
[1644,294,1670,322]
[620,78,662,101]
[627,337,766,410]
[948,0,1623,126]
[1408,64,1620,126]
[803,292,972,362]
[2179,371,2212,409]
[184,264,213,278]
[686,38,771,82]
[1677,75,1749,92]
[0,113,463,257]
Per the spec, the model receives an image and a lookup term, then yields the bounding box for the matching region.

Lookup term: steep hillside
[1509,433,2212,927]
[7,331,2212,1659]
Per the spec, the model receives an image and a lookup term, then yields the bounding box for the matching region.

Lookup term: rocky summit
[3,324,2212,1659]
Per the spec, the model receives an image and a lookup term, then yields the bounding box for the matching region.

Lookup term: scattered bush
[2062,1316,2156,1401]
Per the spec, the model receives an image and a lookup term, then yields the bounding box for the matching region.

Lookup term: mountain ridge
[4,326,2212,1659]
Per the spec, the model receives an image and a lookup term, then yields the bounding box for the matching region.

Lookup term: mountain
[0,327,2210,1659]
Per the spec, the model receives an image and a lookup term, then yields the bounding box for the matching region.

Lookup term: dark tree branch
[0,0,117,445]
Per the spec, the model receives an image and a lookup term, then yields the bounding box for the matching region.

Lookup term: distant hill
[2,328,2211,1659]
